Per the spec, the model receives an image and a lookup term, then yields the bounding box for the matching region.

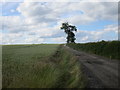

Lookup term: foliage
[67,40,120,60]
[60,22,77,43]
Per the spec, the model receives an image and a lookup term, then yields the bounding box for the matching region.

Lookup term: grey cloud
[17,2,59,24]
[40,31,65,38]
[17,2,118,25]
[28,32,36,35]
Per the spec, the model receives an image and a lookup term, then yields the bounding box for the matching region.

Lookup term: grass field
[2,44,86,88]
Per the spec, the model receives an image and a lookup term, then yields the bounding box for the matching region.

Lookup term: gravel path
[65,46,119,88]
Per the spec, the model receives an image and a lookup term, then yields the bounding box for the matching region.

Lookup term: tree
[60,22,77,43]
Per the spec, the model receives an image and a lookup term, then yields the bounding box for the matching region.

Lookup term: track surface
[65,46,119,88]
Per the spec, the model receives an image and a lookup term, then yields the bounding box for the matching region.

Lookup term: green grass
[2,44,86,88]
[67,40,120,60]
[50,46,86,88]
[2,44,59,88]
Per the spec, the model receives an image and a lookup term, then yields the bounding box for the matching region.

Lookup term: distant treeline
[67,40,120,60]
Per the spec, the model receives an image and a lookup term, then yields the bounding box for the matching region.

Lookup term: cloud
[1,1,118,44]
[2,16,27,33]
[2,32,45,44]
[17,1,118,25]
[24,36,44,44]
[17,2,59,24]
[76,24,118,42]
[10,9,15,12]
[2,33,23,44]
[3,0,119,2]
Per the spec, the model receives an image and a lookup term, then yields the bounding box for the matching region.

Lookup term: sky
[0,0,119,44]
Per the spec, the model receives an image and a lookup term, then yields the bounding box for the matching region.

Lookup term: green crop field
[2,44,86,88]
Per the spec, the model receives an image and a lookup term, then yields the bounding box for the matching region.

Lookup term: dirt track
[65,46,119,88]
